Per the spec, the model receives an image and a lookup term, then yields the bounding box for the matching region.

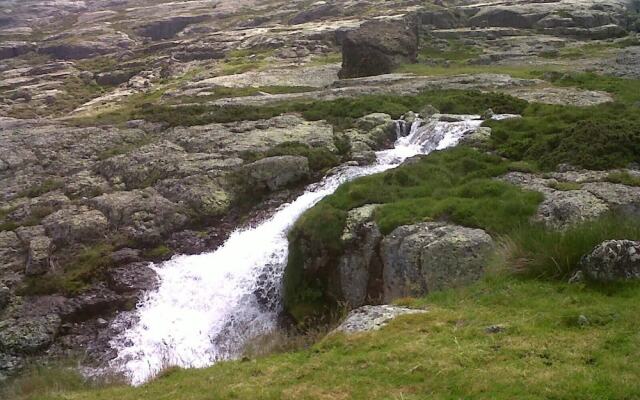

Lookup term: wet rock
[333,305,426,334]
[337,205,383,307]
[339,18,418,78]
[107,262,158,295]
[59,284,126,322]
[0,314,61,354]
[580,240,640,282]
[240,156,310,192]
[42,206,108,244]
[381,222,494,302]
[110,248,142,265]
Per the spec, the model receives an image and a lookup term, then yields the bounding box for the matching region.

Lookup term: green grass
[122,89,527,129]
[607,171,640,187]
[500,214,640,279]
[9,274,640,399]
[19,179,64,198]
[486,101,640,170]
[418,39,482,63]
[397,63,563,79]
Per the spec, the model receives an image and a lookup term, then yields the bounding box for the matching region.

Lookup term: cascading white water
[109,114,508,385]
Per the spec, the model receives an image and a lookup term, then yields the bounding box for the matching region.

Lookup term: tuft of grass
[143,244,173,260]
[498,214,640,279]
[607,171,640,187]
[17,243,114,296]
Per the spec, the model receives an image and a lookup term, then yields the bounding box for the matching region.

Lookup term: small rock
[333,305,427,334]
[578,315,590,327]
[485,324,507,334]
[568,270,585,284]
[0,284,10,309]
[96,318,108,327]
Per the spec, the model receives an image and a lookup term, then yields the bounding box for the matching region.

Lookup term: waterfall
[108,113,512,385]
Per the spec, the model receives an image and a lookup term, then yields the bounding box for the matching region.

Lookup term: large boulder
[155,175,231,217]
[381,222,494,302]
[239,156,310,192]
[90,188,188,244]
[137,15,209,40]
[580,240,640,282]
[469,7,541,29]
[338,18,419,78]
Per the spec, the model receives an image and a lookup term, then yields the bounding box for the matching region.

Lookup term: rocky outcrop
[500,171,640,229]
[90,188,188,244]
[0,314,61,354]
[381,222,494,302]
[333,305,426,334]
[42,206,109,244]
[338,18,419,78]
[344,113,398,164]
[580,240,640,282]
[38,42,115,60]
[0,41,34,60]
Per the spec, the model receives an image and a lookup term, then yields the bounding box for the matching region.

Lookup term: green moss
[549,181,583,191]
[143,245,173,260]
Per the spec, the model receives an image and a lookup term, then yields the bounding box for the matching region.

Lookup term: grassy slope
[11,275,640,399]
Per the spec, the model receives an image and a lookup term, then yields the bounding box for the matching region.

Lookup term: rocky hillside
[1,0,640,393]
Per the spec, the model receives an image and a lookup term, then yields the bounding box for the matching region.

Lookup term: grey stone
[42,206,109,244]
[381,222,494,302]
[25,235,52,276]
[580,240,640,282]
[240,156,310,191]
[334,305,427,334]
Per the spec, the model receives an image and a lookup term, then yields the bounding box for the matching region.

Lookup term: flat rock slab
[334,305,427,334]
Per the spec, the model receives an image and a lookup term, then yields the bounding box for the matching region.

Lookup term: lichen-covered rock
[0,284,10,310]
[535,190,610,229]
[337,205,383,307]
[240,156,310,191]
[338,18,418,78]
[582,182,640,216]
[0,352,24,382]
[155,175,231,217]
[42,206,109,244]
[90,188,188,244]
[381,222,494,302]
[106,262,158,295]
[333,305,426,334]
[0,314,61,354]
[580,240,640,282]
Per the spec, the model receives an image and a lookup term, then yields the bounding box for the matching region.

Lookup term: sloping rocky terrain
[1,0,640,385]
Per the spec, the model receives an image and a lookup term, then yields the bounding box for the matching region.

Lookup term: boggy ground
[1,0,640,392]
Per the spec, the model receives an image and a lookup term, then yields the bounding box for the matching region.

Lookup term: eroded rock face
[339,18,419,78]
[333,305,426,334]
[580,240,640,282]
[381,222,494,302]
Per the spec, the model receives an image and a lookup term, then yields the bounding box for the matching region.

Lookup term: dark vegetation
[95,89,527,130]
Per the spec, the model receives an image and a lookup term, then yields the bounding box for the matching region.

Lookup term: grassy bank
[6,272,640,399]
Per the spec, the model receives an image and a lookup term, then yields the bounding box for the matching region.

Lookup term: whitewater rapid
[108,114,500,385]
